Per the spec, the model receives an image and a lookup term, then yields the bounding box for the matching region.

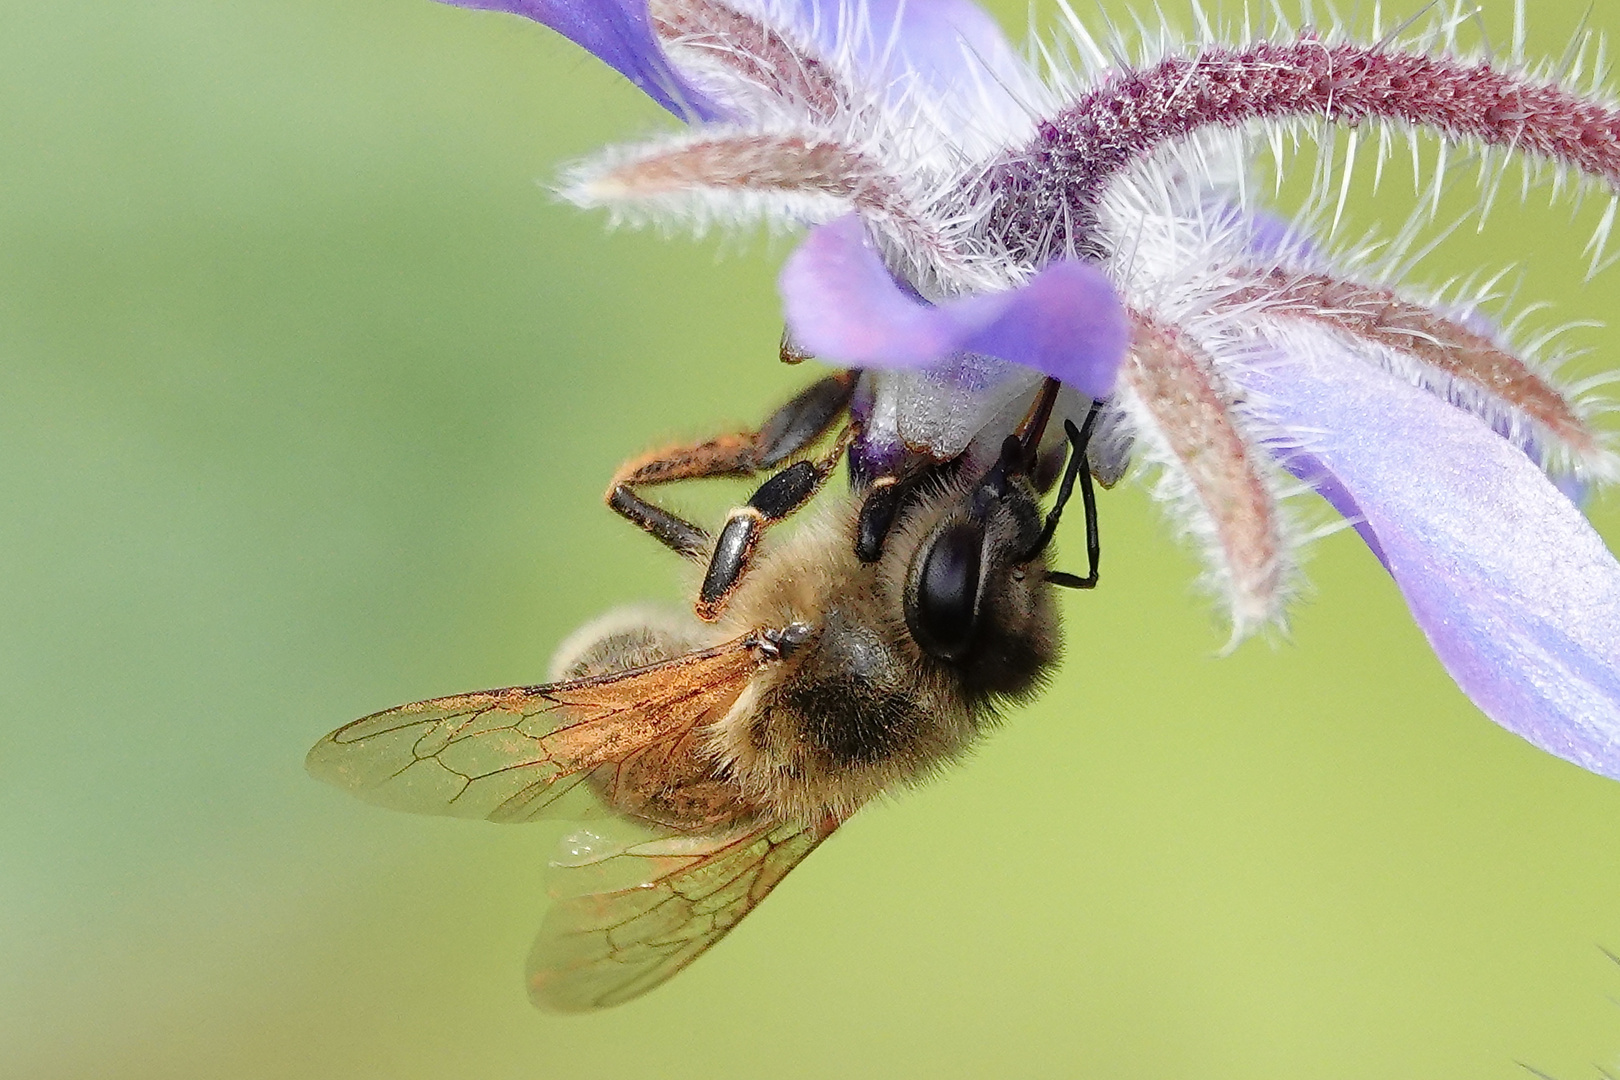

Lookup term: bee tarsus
[1023,402,1106,588]
[751,621,815,662]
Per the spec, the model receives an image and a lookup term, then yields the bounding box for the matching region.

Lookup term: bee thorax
[711,606,985,821]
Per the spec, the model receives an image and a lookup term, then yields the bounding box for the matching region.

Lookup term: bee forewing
[529,816,839,1012]
[305,639,760,823]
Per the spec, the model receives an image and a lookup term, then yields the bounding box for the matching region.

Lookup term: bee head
[902,435,1060,698]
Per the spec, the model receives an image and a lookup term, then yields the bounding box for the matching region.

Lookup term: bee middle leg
[695,428,852,621]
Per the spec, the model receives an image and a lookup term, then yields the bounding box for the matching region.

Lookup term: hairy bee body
[309,377,1098,1010]
[555,466,1062,828]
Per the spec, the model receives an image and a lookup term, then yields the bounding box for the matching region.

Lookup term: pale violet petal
[1274,450,1390,567]
[446,0,1032,126]
[439,0,723,120]
[791,0,1038,116]
[779,215,1126,398]
[1238,332,1620,780]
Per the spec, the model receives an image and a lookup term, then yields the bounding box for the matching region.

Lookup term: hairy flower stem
[985,36,1620,263]
[583,132,967,272]
[650,0,850,118]
[1221,268,1603,463]
[1125,312,1284,626]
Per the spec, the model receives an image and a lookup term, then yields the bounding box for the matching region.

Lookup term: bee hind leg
[605,373,858,618]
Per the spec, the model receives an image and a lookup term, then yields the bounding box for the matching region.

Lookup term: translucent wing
[306,637,759,823]
[530,814,840,1011]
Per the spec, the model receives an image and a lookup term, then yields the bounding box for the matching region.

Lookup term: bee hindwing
[530,814,840,1011]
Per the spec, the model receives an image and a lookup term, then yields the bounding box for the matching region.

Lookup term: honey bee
[307,372,1104,1011]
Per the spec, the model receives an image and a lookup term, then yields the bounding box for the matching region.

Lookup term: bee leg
[753,369,859,467]
[854,477,904,563]
[695,429,853,622]
[1040,404,1105,591]
[854,472,939,564]
[853,455,968,564]
[606,372,858,561]
[607,435,749,561]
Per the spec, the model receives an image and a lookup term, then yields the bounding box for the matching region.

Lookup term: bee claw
[753,621,814,662]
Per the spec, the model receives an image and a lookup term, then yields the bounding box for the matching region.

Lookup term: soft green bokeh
[4,1,1620,1077]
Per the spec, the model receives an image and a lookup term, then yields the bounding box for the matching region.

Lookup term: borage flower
[447,4,1620,774]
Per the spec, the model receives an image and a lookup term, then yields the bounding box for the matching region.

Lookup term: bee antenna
[1020,401,1104,590]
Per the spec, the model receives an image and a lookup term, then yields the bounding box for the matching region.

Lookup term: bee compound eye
[907,519,984,663]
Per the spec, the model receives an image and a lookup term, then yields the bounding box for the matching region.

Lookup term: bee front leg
[1029,404,1106,590]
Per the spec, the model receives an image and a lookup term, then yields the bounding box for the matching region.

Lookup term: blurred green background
[4,1,1620,1077]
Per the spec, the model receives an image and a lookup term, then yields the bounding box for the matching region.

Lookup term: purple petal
[792,0,1030,99]
[1233,204,1314,260]
[779,216,1126,399]
[1274,450,1391,567]
[443,0,1025,122]
[438,0,722,120]
[1239,338,1620,780]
